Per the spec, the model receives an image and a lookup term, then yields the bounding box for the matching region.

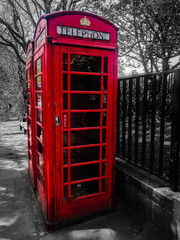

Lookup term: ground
[0,119,168,240]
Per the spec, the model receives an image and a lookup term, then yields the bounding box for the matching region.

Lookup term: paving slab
[0,120,168,240]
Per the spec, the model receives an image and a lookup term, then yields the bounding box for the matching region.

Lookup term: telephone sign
[57,25,110,41]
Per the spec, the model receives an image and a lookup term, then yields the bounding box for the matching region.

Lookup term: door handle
[55,117,60,126]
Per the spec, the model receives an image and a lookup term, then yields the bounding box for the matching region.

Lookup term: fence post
[171,69,180,191]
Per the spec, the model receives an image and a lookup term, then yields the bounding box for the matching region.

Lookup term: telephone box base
[30,185,116,232]
[28,170,36,193]
[43,206,115,232]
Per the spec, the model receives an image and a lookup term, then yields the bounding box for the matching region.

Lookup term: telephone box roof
[26,39,34,53]
[34,11,118,38]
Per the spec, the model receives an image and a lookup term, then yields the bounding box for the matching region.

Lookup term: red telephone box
[26,11,118,228]
[26,40,36,189]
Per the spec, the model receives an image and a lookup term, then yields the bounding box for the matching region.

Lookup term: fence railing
[116,69,180,191]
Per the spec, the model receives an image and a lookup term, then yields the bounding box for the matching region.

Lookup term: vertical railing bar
[170,73,173,183]
[171,70,180,191]
[150,75,157,172]
[159,72,167,176]
[116,79,120,156]
[174,140,180,191]
[122,80,126,159]
[142,76,148,168]
[128,78,133,162]
[134,77,139,164]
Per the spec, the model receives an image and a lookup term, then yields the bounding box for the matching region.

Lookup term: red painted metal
[26,40,36,188]
[26,11,118,228]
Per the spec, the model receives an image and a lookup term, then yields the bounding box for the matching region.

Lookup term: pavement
[0,119,168,240]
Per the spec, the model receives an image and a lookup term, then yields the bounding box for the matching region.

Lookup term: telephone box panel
[54,45,116,221]
[26,40,36,188]
[27,11,118,229]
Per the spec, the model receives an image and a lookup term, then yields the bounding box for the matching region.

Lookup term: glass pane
[71,130,100,146]
[27,81,30,89]
[71,112,100,128]
[63,150,68,165]
[102,162,106,176]
[102,146,106,160]
[28,106,31,116]
[70,54,101,72]
[103,129,106,143]
[64,168,68,183]
[102,178,105,192]
[36,75,42,89]
[37,109,42,124]
[103,94,107,109]
[71,94,100,110]
[27,93,30,104]
[103,112,107,126]
[63,132,68,147]
[28,130,31,140]
[38,139,42,154]
[38,154,43,172]
[63,94,68,110]
[104,57,108,73]
[28,129,30,138]
[38,171,43,188]
[36,58,41,74]
[71,75,101,91]
[71,164,99,181]
[26,69,30,81]
[63,74,68,90]
[28,152,32,162]
[36,93,42,108]
[63,53,68,71]
[71,180,99,198]
[37,125,43,141]
[71,147,100,164]
[28,119,31,128]
[64,185,68,199]
[28,140,31,150]
[104,76,107,91]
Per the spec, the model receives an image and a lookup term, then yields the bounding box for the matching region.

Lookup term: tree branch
[31,0,45,13]
[170,61,180,70]
[69,0,82,10]
[0,17,25,43]
[0,37,25,64]
[13,0,36,27]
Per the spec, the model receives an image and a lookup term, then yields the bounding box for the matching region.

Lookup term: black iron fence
[116,69,180,191]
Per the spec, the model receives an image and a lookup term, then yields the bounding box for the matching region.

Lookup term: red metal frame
[26,11,118,227]
[54,46,115,221]
[33,45,48,213]
[26,40,36,188]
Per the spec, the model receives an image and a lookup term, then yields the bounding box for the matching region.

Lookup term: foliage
[81,0,180,73]
[1,0,180,119]
[0,0,83,64]
[0,45,25,120]
[0,0,83,120]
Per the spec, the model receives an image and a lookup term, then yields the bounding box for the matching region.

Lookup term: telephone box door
[55,45,115,221]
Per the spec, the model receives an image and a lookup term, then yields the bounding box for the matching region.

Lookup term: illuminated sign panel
[36,29,45,47]
[27,49,32,60]
[57,26,110,41]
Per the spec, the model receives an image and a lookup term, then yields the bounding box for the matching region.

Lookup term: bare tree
[0,0,83,118]
[0,0,83,64]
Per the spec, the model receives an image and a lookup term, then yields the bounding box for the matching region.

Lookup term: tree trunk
[17,61,26,117]
[162,57,169,71]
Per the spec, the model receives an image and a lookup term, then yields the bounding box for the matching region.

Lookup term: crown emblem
[80,16,91,27]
